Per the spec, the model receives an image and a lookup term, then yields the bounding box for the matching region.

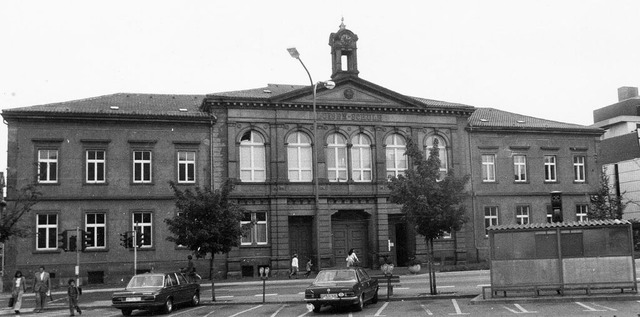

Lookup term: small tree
[0,183,42,243]
[165,180,246,301]
[388,138,469,295]
[589,167,627,220]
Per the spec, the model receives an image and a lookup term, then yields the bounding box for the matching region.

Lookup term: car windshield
[127,275,164,288]
[315,270,357,283]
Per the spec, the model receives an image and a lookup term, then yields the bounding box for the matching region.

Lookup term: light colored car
[304,267,379,312]
[111,271,200,316]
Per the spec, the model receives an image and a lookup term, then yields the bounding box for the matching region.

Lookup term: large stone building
[592,86,640,220]
[1,23,604,286]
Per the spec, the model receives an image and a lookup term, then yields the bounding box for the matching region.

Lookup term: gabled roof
[468,107,604,134]
[2,93,208,120]
[488,219,630,231]
[206,76,475,114]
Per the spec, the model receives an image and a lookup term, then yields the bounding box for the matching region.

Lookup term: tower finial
[339,17,346,30]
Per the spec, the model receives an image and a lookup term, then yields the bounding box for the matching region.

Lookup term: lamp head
[287,47,300,59]
[323,80,336,90]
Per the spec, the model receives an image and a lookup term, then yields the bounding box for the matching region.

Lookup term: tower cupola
[329,19,359,79]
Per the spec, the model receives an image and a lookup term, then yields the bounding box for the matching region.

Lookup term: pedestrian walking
[346,248,359,267]
[184,255,196,282]
[11,270,27,315]
[289,254,299,279]
[33,266,52,313]
[67,279,82,316]
[304,258,313,277]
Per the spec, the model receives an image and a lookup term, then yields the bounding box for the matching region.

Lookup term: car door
[356,269,371,300]
[175,273,190,303]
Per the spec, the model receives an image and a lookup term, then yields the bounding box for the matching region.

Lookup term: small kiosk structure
[485,219,637,298]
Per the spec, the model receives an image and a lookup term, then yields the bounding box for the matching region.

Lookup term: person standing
[185,255,196,282]
[289,254,298,279]
[346,249,359,267]
[33,266,52,313]
[12,270,27,315]
[67,279,82,316]
[304,258,313,278]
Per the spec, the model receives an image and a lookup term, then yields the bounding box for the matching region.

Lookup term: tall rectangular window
[484,206,498,236]
[36,214,57,250]
[86,150,106,183]
[133,151,152,183]
[544,155,557,182]
[178,151,196,183]
[85,213,106,248]
[241,211,268,245]
[573,156,586,182]
[133,212,152,247]
[38,149,58,183]
[576,205,588,222]
[513,155,527,182]
[482,155,496,182]
[516,205,530,225]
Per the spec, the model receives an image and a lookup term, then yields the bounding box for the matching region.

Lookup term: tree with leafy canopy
[589,166,627,220]
[165,180,246,301]
[388,137,469,295]
[0,183,41,243]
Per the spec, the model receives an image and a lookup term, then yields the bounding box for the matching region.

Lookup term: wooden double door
[332,211,369,267]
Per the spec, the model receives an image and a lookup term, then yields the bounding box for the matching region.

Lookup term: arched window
[425,135,448,179]
[385,133,407,179]
[351,133,372,182]
[239,130,266,182]
[326,133,348,182]
[287,132,312,182]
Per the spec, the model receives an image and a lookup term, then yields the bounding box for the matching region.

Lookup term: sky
[1,0,640,172]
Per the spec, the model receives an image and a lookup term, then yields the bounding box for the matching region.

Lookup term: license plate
[125,297,141,302]
[321,294,337,299]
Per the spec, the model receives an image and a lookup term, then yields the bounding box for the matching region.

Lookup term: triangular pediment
[274,76,423,109]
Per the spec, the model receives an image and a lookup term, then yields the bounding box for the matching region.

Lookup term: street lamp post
[288,47,335,271]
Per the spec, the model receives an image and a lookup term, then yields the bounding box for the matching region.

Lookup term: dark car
[304,267,379,312]
[112,271,200,316]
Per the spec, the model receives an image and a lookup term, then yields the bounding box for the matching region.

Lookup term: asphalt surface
[1,268,639,315]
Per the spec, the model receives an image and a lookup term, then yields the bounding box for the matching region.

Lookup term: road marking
[477,284,491,287]
[503,304,538,313]
[449,299,469,315]
[270,304,288,317]
[228,304,263,317]
[420,304,434,315]
[394,287,410,290]
[374,301,389,316]
[575,302,606,312]
[589,302,617,311]
[254,293,278,296]
[439,285,455,288]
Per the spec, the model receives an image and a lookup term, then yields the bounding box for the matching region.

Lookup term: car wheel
[371,288,379,304]
[313,303,321,313]
[163,297,173,314]
[121,308,133,316]
[191,291,200,306]
[354,294,364,311]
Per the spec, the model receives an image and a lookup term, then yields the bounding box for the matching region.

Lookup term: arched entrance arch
[331,210,370,267]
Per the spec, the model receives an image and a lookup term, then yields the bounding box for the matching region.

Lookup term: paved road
[2,269,640,316]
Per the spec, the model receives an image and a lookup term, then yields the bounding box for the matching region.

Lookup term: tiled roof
[469,107,603,133]
[2,93,208,118]
[410,96,475,109]
[207,84,305,99]
[488,219,630,231]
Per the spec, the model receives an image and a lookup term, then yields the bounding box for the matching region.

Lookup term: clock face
[340,34,352,43]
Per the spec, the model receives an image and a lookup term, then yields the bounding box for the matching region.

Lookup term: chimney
[618,86,638,101]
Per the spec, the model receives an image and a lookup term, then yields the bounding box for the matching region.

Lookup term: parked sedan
[112,271,200,316]
[304,267,379,312]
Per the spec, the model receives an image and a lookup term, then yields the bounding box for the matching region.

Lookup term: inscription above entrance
[318,112,383,122]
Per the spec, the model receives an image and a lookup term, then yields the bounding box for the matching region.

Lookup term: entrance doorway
[389,215,410,266]
[289,216,314,265]
[332,210,369,267]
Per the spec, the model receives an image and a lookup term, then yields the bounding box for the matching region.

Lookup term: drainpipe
[209,112,217,190]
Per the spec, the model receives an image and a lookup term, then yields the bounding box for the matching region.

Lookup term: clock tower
[329,19,359,79]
